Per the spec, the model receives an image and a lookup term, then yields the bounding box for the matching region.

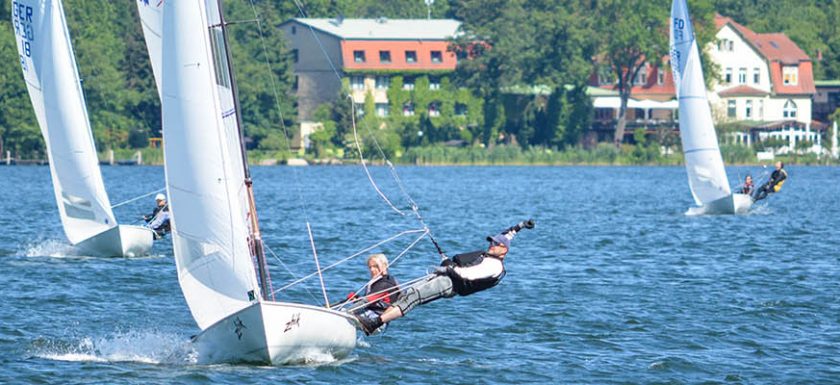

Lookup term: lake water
[0,164,838,384]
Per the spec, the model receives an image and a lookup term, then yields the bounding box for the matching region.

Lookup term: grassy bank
[96,144,838,166]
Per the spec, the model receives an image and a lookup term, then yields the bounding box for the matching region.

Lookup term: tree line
[1,0,838,160]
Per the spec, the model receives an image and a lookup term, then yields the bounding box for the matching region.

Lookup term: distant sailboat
[160,0,356,364]
[12,0,155,256]
[670,0,752,215]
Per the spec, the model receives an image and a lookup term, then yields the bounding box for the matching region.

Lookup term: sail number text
[12,1,35,71]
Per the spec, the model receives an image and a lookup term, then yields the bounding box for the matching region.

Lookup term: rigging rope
[273,228,428,295]
[264,242,322,304]
[349,97,406,216]
[110,187,165,209]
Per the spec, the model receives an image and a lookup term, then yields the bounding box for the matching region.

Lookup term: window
[745,100,752,118]
[783,99,797,118]
[738,68,747,84]
[783,66,798,85]
[293,75,299,91]
[291,49,298,63]
[375,76,390,90]
[291,26,296,34]
[353,50,366,63]
[753,67,760,84]
[428,102,441,117]
[405,50,417,64]
[724,68,732,84]
[718,39,734,52]
[431,50,442,64]
[455,103,467,117]
[758,99,764,119]
[429,77,440,90]
[727,100,736,118]
[598,72,613,85]
[350,76,365,90]
[657,70,665,85]
[403,102,415,116]
[634,68,647,85]
[209,27,231,88]
[379,50,391,64]
[376,103,389,117]
[403,76,415,90]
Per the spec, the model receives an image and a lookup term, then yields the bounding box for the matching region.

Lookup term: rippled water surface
[0,165,838,384]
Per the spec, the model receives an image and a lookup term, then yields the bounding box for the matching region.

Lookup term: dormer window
[379,50,391,64]
[353,50,366,63]
[783,66,798,85]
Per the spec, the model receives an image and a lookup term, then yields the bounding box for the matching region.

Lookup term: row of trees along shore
[1,1,839,164]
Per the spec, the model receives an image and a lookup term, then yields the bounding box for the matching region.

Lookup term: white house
[709,15,821,155]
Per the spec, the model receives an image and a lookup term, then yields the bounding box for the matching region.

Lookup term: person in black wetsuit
[355,219,535,335]
[754,162,787,201]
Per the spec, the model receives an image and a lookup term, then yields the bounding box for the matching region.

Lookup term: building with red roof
[279,18,463,148]
[589,14,823,155]
[710,14,820,154]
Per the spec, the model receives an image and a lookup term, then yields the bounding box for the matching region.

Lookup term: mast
[214,0,272,301]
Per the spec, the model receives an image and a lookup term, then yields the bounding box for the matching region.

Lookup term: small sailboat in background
[12,0,155,256]
[160,0,356,364]
[670,0,752,215]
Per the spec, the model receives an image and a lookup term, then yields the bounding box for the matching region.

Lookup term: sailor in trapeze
[354,219,535,335]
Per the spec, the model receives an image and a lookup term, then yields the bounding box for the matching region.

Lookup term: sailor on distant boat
[355,219,535,336]
[754,162,787,202]
[739,175,754,195]
[144,193,171,239]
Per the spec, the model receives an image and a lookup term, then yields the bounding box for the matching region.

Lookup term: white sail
[161,0,261,330]
[136,0,162,98]
[670,0,731,206]
[12,0,117,244]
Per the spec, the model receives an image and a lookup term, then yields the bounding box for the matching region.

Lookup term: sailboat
[12,0,155,256]
[670,0,752,215]
[160,0,356,364]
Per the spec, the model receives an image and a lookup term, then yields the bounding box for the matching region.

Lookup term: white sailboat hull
[686,193,753,216]
[74,225,154,257]
[193,301,357,365]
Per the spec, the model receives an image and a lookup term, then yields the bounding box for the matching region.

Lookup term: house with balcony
[710,15,821,155]
[279,18,469,148]
[590,14,822,156]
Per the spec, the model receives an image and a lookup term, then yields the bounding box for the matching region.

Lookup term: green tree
[594,0,668,147]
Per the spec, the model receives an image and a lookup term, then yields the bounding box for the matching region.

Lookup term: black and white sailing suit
[390,250,506,316]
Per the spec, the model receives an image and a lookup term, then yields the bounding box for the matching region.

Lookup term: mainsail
[136,0,162,97]
[161,0,263,330]
[12,0,117,244]
[670,0,731,206]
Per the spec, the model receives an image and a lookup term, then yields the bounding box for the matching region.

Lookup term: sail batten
[13,0,117,244]
[670,0,731,206]
[161,0,262,330]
